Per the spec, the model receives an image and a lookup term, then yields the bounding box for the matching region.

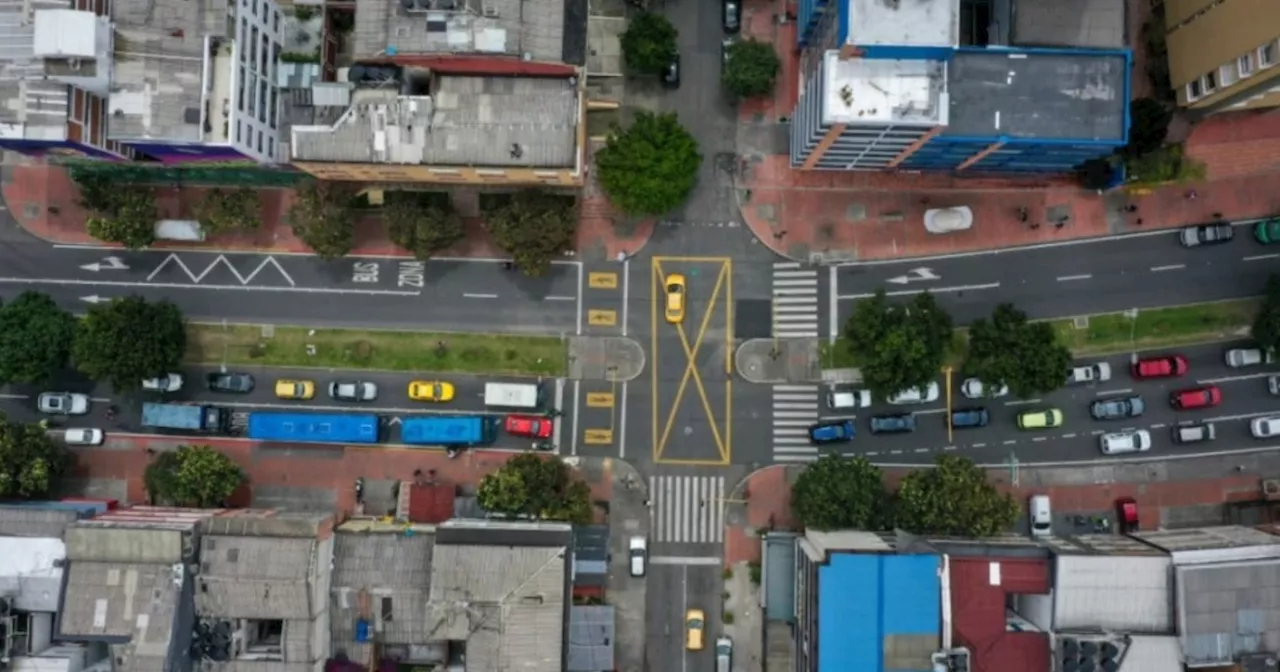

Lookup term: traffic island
[735,338,823,384]
[566,337,645,382]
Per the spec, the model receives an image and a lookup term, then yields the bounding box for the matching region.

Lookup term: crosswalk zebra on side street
[649,475,725,544]
[772,262,820,338]
[772,384,821,464]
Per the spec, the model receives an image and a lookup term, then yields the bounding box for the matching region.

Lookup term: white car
[142,373,184,392]
[1251,416,1280,439]
[923,206,973,234]
[63,428,104,446]
[328,381,378,402]
[37,392,90,415]
[887,382,940,405]
[628,536,647,577]
[961,378,1009,399]
[1226,347,1274,368]
[1100,430,1152,455]
[826,388,872,411]
[1067,362,1112,384]
[1029,495,1052,537]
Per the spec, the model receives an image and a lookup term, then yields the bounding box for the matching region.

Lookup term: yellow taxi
[665,273,687,324]
[408,380,455,402]
[274,379,316,400]
[685,608,705,651]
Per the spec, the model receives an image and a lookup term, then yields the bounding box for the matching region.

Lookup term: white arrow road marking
[886,267,940,284]
[80,295,109,304]
[80,256,129,272]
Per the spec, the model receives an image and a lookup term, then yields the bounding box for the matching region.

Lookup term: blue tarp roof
[818,553,941,672]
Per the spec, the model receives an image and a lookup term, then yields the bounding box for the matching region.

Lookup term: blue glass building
[790,0,1131,174]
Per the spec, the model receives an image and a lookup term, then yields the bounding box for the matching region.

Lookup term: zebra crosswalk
[772,384,821,463]
[772,262,821,338]
[649,475,725,544]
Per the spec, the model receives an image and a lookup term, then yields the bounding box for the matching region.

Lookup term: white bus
[483,382,546,411]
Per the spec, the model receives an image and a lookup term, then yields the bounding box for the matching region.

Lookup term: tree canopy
[144,445,244,507]
[192,187,261,235]
[477,453,592,524]
[73,296,186,391]
[842,290,953,400]
[386,192,466,260]
[964,303,1072,398]
[0,292,76,385]
[484,191,578,276]
[723,39,781,98]
[0,412,69,499]
[85,187,158,250]
[288,180,359,259]
[894,455,1019,537]
[620,12,677,75]
[1253,274,1280,354]
[791,454,891,531]
[595,111,702,217]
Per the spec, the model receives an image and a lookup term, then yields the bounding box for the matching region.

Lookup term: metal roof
[950,557,1050,672]
[567,606,614,671]
[352,0,566,63]
[0,537,65,612]
[1053,555,1174,633]
[818,553,940,672]
[1177,558,1280,666]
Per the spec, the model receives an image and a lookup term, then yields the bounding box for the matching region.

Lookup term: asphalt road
[835,222,1279,326]
[645,564,723,672]
[0,364,574,452]
[814,341,1280,466]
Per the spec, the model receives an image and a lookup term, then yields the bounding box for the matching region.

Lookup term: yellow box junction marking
[588,310,617,326]
[586,392,615,408]
[584,429,613,444]
[589,272,619,289]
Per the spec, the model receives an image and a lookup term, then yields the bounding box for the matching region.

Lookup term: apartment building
[1163,0,1280,114]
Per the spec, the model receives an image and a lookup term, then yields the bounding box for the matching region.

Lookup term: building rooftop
[195,515,331,620]
[331,529,434,654]
[352,0,583,65]
[1177,558,1280,666]
[567,606,614,672]
[818,553,940,671]
[108,0,227,142]
[0,505,82,538]
[944,49,1127,142]
[291,75,579,168]
[1135,525,1280,555]
[950,557,1050,672]
[0,0,74,139]
[1053,555,1173,633]
[1012,0,1125,49]
[0,537,66,612]
[823,51,947,126]
[848,0,958,48]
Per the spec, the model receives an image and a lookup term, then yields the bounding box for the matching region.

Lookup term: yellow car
[665,273,687,324]
[1017,408,1064,430]
[274,379,316,400]
[685,608,705,651]
[409,380,455,402]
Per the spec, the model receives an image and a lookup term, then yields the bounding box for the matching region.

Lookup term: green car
[1017,408,1064,430]
[1254,217,1280,244]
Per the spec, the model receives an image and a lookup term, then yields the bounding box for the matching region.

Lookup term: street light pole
[944,366,954,444]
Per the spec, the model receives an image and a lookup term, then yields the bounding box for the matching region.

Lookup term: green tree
[1254,274,1280,353]
[192,187,261,235]
[85,188,157,250]
[791,454,890,531]
[0,292,75,385]
[73,296,186,391]
[1123,97,1173,159]
[144,445,244,507]
[843,289,953,400]
[385,192,465,260]
[894,455,1019,538]
[595,111,702,217]
[723,39,781,98]
[476,454,593,524]
[484,190,578,276]
[620,12,677,75]
[0,413,69,498]
[288,180,359,259]
[964,303,1072,398]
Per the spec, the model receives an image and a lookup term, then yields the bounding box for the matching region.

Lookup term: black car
[1089,395,1145,420]
[663,53,681,89]
[950,407,990,429]
[206,372,255,394]
[723,0,741,33]
[869,413,916,435]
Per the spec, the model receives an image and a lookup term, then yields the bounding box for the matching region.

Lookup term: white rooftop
[848,0,958,48]
[32,9,97,59]
[0,536,66,612]
[822,51,947,126]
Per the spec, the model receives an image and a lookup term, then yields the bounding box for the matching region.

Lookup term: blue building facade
[790,0,1131,174]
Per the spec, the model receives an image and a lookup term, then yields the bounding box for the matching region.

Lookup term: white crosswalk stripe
[772,384,821,463]
[649,476,725,544]
[771,262,820,338]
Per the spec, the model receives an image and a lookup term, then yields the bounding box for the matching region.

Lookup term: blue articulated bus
[401,416,499,447]
[247,412,380,445]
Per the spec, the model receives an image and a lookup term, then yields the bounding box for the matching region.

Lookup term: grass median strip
[185,323,568,376]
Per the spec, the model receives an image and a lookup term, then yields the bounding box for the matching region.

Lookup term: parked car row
[1179,216,1280,248]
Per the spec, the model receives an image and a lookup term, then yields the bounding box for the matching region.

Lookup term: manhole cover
[1073,316,1089,330]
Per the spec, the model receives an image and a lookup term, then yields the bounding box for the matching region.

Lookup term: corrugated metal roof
[1054,555,1173,633]
[567,606,614,671]
[1177,558,1280,666]
[950,557,1050,672]
[1119,635,1184,672]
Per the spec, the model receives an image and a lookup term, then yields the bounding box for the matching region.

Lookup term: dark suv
[1089,395,1145,420]
[869,413,916,435]
[950,407,990,429]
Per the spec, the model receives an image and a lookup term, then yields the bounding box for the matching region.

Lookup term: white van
[1100,430,1152,455]
[628,536,647,577]
[1029,495,1052,537]
[484,382,544,410]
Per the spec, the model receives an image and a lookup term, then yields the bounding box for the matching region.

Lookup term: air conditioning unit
[483,6,499,17]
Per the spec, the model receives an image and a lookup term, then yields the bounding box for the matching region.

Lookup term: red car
[1170,385,1222,410]
[505,414,553,439]
[1132,354,1189,379]
[1116,497,1139,533]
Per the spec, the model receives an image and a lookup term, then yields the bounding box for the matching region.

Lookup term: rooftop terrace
[352,0,583,65]
[945,49,1127,142]
[823,51,947,126]
[848,0,958,48]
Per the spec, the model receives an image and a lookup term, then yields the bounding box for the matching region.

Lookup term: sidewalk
[735,0,1280,263]
[1,160,654,262]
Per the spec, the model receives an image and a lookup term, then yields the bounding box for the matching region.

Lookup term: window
[257,130,263,153]
[252,0,258,17]
[1187,79,1203,100]
[269,89,278,129]
[237,67,246,110]
[258,80,268,123]
[1220,64,1237,87]
[1239,53,1255,77]
[273,10,280,33]
[251,27,259,67]
[261,34,269,73]
[235,121,241,142]
[239,19,248,58]
[1204,70,1217,92]
[268,136,274,158]
[1261,42,1277,68]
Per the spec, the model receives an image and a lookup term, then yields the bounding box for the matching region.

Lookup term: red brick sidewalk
[2,162,653,261]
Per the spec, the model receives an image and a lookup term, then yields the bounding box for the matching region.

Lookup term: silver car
[38,392,90,415]
[1179,223,1234,247]
[328,381,378,401]
[1226,347,1274,368]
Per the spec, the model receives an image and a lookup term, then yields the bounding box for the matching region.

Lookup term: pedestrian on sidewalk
[1186,189,1198,200]
[1123,204,1138,213]
[1135,218,1144,226]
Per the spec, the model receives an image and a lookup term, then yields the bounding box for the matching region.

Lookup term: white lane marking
[1096,388,1134,396]
[1091,430,1105,435]
[1198,372,1274,384]
[51,244,582,265]
[914,407,948,415]
[1150,423,1166,429]
[1057,274,1092,282]
[463,293,498,299]
[914,447,930,453]
[0,276,420,296]
[545,295,575,301]
[890,449,903,455]
[1244,254,1280,262]
[0,393,30,400]
[864,451,879,456]
[943,445,957,451]
[773,262,802,270]
[971,442,986,448]
[650,556,722,566]
[829,266,839,344]
[838,282,1000,301]
[1061,433,1076,439]
[1004,399,1042,406]
[575,260,583,336]
[1003,440,1017,445]
[1032,437,1047,442]
[1150,264,1186,272]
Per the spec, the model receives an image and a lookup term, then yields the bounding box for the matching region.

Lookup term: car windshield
[688,618,704,629]
[433,383,443,396]
[667,283,683,294]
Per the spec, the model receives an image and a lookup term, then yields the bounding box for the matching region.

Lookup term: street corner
[735,338,823,384]
[649,256,736,466]
[567,336,646,381]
